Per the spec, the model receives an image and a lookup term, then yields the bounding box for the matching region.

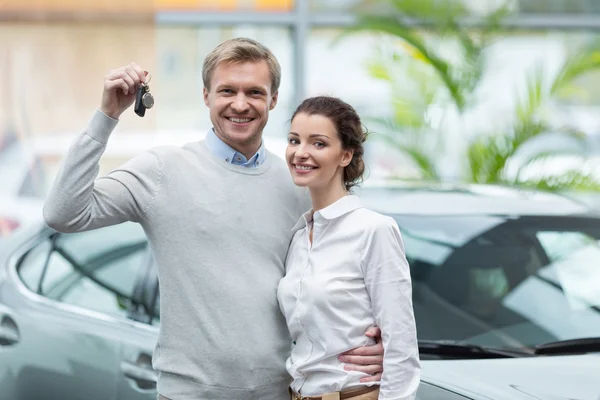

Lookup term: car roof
[357,180,594,217]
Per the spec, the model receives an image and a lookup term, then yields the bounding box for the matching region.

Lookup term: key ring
[144,72,152,85]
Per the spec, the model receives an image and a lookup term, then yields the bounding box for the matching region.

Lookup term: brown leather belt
[290,385,379,400]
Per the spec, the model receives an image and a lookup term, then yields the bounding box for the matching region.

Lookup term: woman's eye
[288,138,299,145]
[314,142,326,148]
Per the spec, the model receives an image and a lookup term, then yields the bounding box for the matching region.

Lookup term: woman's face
[286,112,352,190]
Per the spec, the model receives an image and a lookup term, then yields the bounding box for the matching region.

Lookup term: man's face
[203,60,278,156]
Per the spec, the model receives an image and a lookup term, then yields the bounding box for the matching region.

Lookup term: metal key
[134,73,155,117]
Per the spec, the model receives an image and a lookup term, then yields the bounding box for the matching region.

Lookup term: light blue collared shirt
[204,129,266,168]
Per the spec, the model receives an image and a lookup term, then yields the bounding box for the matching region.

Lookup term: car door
[116,251,160,400]
[0,222,155,400]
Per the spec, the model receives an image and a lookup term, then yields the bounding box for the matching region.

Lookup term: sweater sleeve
[43,110,163,233]
[362,217,421,400]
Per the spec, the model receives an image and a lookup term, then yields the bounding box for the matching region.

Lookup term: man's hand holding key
[100,62,153,119]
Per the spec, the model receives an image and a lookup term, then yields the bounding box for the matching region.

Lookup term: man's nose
[231,93,249,112]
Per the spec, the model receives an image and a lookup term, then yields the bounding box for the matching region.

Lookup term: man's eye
[220,89,233,94]
[250,90,264,95]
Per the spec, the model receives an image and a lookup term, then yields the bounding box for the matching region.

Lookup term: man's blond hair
[202,37,281,93]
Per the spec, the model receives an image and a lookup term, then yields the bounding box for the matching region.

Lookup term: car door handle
[120,361,157,389]
[0,316,20,346]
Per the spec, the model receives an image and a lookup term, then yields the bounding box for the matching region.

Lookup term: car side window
[18,240,53,291]
[18,222,149,320]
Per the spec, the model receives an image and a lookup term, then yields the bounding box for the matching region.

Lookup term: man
[43,38,383,400]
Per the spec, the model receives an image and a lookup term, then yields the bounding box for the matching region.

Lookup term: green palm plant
[346,0,506,111]
[468,48,600,190]
[363,47,443,180]
[347,0,600,191]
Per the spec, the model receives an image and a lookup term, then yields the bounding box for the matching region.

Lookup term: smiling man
[43,38,384,400]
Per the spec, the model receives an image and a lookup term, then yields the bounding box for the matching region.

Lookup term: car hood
[421,354,600,400]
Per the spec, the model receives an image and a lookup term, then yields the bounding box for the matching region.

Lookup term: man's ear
[269,91,279,110]
[203,87,209,107]
[341,150,354,167]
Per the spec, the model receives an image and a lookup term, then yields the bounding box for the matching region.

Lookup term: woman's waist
[289,363,379,398]
[290,384,380,400]
[289,332,376,366]
[287,350,379,396]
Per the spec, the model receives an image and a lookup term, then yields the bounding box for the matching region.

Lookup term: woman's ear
[341,150,354,168]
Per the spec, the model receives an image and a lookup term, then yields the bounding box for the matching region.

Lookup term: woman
[277,96,421,400]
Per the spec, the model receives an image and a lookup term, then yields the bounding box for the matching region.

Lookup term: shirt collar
[204,128,266,167]
[291,195,363,232]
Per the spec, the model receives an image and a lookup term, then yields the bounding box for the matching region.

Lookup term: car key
[134,73,155,117]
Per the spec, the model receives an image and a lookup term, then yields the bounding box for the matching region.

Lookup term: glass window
[309,0,600,14]
[18,223,150,320]
[309,0,363,12]
[155,25,294,143]
[307,29,392,118]
[536,231,595,262]
[518,0,600,13]
[386,213,600,350]
[18,240,53,291]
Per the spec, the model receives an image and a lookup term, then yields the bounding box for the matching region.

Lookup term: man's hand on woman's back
[338,326,384,382]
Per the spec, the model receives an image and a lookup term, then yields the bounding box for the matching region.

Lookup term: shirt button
[237,156,242,161]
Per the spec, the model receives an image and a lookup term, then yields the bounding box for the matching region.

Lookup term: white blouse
[277,195,420,399]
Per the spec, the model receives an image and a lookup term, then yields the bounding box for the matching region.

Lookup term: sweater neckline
[199,141,274,175]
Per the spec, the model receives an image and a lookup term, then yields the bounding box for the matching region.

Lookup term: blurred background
[3,0,600,236]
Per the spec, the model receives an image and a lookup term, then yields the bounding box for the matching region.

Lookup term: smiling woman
[287,96,366,196]
[279,96,421,400]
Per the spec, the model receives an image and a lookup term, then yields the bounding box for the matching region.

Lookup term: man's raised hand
[100,63,147,120]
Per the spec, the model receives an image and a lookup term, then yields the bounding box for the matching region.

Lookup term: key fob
[134,83,154,117]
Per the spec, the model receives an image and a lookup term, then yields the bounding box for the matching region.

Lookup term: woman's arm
[362,216,421,399]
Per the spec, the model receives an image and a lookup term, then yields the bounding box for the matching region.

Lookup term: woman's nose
[295,144,309,158]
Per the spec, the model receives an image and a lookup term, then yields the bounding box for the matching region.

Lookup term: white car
[1,182,599,399]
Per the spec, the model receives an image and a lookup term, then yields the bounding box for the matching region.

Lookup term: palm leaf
[467,135,513,184]
[378,132,440,180]
[366,117,440,180]
[512,150,588,184]
[516,65,545,124]
[343,15,466,110]
[551,51,600,96]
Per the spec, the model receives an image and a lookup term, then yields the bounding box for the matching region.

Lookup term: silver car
[1,182,599,399]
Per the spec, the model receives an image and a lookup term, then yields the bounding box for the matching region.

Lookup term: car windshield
[390,213,600,350]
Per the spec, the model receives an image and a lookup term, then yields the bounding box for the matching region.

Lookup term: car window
[391,214,600,350]
[18,240,53,291]
[536,231,595,262]
[18,222,150,320]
